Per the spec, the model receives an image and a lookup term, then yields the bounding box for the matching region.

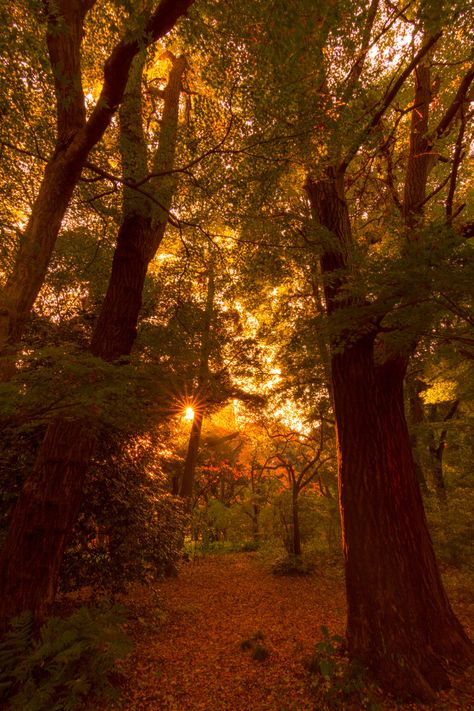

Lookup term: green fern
[0,604,132,711]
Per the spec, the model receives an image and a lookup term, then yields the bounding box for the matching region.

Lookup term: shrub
[60,432,187,593]
[271,554,315,576]
[239,631,269,662]
[305,626,381,710]
[0,604,131,711]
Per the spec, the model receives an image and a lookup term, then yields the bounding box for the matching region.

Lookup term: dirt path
[117,553,346,710]
[113,553,474,711]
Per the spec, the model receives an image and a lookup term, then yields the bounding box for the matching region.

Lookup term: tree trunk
[0,420,95,627]
[306,171,473,699]
[428,429,448,506]
[332,341,473,700]
[180,411,204,503]
[427,401,458,507]
[0,0,193,359]
[179,259,216,504]
[252,503,260,543]
[291,487,301,556]
[0,53,185,629]
[406,374,429,495]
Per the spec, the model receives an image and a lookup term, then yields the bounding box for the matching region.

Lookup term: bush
[60,432,187,593]
[240,631,269,661]
[305,626,381,710]
[0,604,131,711]
[271,554,316,576]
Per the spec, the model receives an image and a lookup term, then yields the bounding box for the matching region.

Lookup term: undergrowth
[0,603,131,710]
[305,626,382,710]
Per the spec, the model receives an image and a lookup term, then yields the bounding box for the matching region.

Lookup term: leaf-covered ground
[109,553,473,710]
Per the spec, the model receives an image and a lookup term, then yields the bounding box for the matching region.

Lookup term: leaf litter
[102,553,473,711]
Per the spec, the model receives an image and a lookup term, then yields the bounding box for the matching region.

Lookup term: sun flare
[184,406,195,421]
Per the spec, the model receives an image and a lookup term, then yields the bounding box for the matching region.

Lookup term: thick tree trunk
[0,0,193,359]
[332,341,473,700]
[0,421,95,627]
[306,170,473,699]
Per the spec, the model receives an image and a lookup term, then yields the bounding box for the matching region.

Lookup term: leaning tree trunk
[0,0,194,362]
[0,53,185,629]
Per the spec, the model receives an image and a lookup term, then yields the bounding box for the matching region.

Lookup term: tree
[0,0,194,367]
[0,44,186,628]
[303,8,474,700]
[264,425,333,556]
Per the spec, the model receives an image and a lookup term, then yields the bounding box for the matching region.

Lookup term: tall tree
[0,0,194,368]
[190,0,474,698]
[0,48,186,627]
[303,8,474,699]
[180,256,215,503]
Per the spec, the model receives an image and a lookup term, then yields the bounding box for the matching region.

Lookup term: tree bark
[0,0,193,359]
[333,341,472,700]
[306,171,473,699]
[0,53,185,629]
[0,420,95,626]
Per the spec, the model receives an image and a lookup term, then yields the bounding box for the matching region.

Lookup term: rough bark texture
[0,0,193,358]
[306,171,473,699]
[302,34,474,697]
[0,421,95,626]
[332,340,472,700]
[0,53,185,628]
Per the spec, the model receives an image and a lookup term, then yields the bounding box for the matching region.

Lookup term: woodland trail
[116,552,345,710]
[111,553,474,711]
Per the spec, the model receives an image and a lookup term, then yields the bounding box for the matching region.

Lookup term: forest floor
[105,552,474,711]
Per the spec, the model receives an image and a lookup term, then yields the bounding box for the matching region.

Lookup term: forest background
[0,0,473,708]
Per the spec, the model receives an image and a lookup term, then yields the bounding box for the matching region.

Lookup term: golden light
[184,406,195,421]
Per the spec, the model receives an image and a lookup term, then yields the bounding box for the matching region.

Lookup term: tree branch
[339,31,443,173]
